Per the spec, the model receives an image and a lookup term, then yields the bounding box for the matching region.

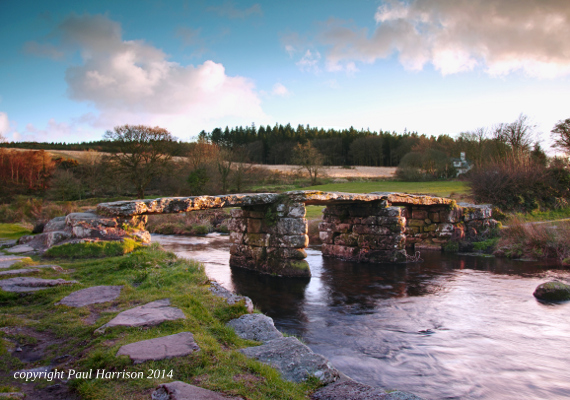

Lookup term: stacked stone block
[403,203,497,250]
[319,202,407,263]
[228,202,311,277]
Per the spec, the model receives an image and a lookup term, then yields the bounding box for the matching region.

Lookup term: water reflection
[153,234,570,400]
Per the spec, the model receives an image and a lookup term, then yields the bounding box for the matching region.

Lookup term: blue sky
[1,0,570,151]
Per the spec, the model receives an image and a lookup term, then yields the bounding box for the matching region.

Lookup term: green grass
[0,224,32,240]
[0,243,320,399]
[508,207,570,223]
[43,239,141,259]
[301,180,468,198]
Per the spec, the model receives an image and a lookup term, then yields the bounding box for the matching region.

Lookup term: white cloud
[272,83,290,97]
[296,50,321,73]
[29,14,265,137]
[0,112,9,136]
[319,0,570,78]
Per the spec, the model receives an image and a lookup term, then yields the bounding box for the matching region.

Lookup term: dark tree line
[199,124,432,166]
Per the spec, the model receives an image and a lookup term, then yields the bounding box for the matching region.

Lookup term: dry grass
[496,217,570,262]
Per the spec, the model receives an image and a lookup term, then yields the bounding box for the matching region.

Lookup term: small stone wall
[319,202,407,263]
[228,202,311,278]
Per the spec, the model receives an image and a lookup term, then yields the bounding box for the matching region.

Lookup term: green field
[302,180,468,197]
[302,180,469,220]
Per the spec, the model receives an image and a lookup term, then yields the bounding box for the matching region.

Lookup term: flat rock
[98,193,280,217]
[0,277,78,292]
[96,299,185,332]
[209,282,254,313]
[0,257,28,269]
[5,245,35,254]
[0,239,17,248]
[152,381,239,400]
[227,314,283,343]
[57,285,123,307]
[0,268,40,276]
[240,337,339,384]
[43,217,67,232]
[116,332,199,364]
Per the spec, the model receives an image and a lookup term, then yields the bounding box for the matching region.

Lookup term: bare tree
[493,114,536,157]
[551,118,570,155]
[292,141,324,185]
[216,147,233,193]
[104,124,174,199]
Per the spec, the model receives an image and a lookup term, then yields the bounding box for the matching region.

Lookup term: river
[152,233,570,400]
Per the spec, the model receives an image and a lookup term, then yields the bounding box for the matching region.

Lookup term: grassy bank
[0,235,320,399]
[0,224,32,240]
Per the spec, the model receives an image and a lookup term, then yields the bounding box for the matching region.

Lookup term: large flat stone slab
[152,381,239,400]
[209,282,254,313]
[98,193,280,217]
[372,192,454,206]
[227,314,283,343]
[0,268,40,276]
[116,332,199,364]
[285,191,386,205]
[96,299,185,331]
[0,256,29,269]
[0,277,78,292]
[57,285,123,307]
[240,337,339,384]
[4,245,35,254]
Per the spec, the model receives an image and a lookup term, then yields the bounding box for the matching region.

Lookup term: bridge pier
[228,202,311,278]
[319,202,407,263]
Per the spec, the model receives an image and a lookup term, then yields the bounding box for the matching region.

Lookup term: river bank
[0,241,324,399]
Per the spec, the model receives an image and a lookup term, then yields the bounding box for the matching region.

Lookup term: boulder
[116,332,199,364]
[310,380,387,400]
[227,314,283,343]
[209,282,254,313]
[43,217,67,232]
[533,281,570,302]
[240,337,339,384]
[57,285,123,307]
[151,381,239,400]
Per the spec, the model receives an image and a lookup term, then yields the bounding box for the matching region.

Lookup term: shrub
[495,218,570,261]
[468,158,569,212]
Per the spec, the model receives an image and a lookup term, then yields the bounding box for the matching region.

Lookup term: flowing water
[153,234,570,400]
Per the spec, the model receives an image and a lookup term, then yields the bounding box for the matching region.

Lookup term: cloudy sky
[1,0,570,148]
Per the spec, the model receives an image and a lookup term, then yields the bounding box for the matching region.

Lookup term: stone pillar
[228,202,310,277]
[320,201,406,263]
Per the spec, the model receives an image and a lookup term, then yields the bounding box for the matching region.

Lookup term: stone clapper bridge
[25,191,498,278]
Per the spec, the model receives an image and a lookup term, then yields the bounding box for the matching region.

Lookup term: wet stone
[116,332,200,364]
[310,380,386,400]
[96,299,185,332]
[152,381,239,400]
[209,282,254,313]
[240,337,340,384]
[227,314,283,343]
[57,285,123,307]
[0,277,78,292]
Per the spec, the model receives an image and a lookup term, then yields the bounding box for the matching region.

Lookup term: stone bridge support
[319,202,407,263]
[228,202,311,278]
